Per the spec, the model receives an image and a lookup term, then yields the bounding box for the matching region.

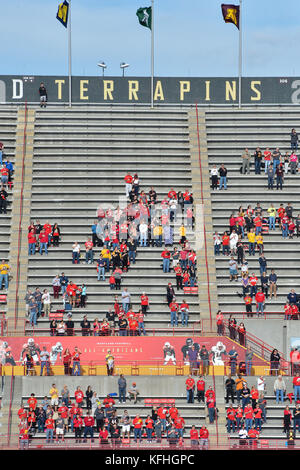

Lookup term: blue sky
[2,0,300,77]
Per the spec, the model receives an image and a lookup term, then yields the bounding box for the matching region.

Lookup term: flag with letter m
[57,0,69,28]
[136,6,152,30]
[221,4,240,29]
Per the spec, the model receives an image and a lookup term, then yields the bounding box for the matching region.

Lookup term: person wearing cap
[128,382,139,403]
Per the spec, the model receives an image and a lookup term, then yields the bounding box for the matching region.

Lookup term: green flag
[136,6,152,30]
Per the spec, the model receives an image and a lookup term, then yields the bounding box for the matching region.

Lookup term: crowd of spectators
[26,174,196,333]
[18,376,210,449]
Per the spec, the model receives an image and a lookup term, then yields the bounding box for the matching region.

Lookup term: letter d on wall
[12,79,24,99]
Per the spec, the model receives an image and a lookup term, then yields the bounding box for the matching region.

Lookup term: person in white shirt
[139,222,148,247]
[211,165,219,190]
[213,231,222,255]
[229,230,238,255]
[42,289,51,317]
[72,241,81,264]
[257,376,265,393]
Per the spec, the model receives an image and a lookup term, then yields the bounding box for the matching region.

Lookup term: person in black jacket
[166,283,175,306]
[291,128,298,151]
[39,82,48,108]
[118,316,128,336]
[225,374,236,404]
[0,186,8,214]
[81,315,91,336]
[270,349,281,376]
[219,164,228,190]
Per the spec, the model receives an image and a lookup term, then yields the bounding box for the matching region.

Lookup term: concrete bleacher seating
[206,108,300,315]
[25,107,198,335]
[0,108,17,317]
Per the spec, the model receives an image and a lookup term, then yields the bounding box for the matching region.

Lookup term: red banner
[0,336,265,366]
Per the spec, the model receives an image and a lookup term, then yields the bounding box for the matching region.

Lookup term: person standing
[245,347,253,376]
[225,374,235,404]
[228,346,238,376]
[0,259,10,291]
[276,163,284,190]
[118,374,127,403]
[39,82,48,108]
[186,375,195,403]
[274,375,286,404]
[241,148,251,175]
[291,128,299,150]
[267,163,274,190]
[218,164,228,190]
[210,165,219,190]
[40,346,50,376]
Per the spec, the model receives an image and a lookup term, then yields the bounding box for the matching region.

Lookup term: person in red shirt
[168,188,177,200]
[190,425,199,447]
[85,237,94,264]
[235,405,244,430]
[251,386,259,409]
[244,404,254,432]
[75,386,84,406]
[284,302,292,320]
[222,231,230,255]
[199,425,209,449]
[168,405,179,420]
[27,393,37,411]
[253,404,263,431]
[248,425,259,448]
[196,376,206,403]
[169,298,179,327]
[174,414,185,438]
[73,415,83,443]
[27,407,36,431]
[19,423,31,449]
[83,411,95,441]
[186,375,195,403]
[124,173,133,198]
[72,346,82,376]
[145,415,154,442]
[45,417,55,443]
[38,229,48,255]
[28,229,37,256]
[226,404,236,433]
[18,406,28,422]
[174,265,183,290]
[129,317,139,336]
[140,292,149,315]
[255,289,265,316]
[157,406,168,433]
[99,426,109,444]
[161,249,171,273]
[291,304,299,320]
[293,373,300,403]
[58,404,69,432]
[103,395,115,408]
[180,300,189,327]
[133,415,143,442]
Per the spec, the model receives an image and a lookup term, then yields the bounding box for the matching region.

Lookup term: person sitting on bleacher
[128,382,139,403]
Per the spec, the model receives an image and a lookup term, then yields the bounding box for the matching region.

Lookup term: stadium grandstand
[2,0,300,457]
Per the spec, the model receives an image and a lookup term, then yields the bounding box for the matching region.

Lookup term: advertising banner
[0,336,265,366]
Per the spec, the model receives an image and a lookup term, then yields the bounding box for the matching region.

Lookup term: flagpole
[238,0,242,108]
[68,0,72,107]
[151,0,154,108]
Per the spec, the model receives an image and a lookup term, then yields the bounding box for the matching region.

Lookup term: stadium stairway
[0,107,18,324]
[25,107,199,335]
[204,108,300,316]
